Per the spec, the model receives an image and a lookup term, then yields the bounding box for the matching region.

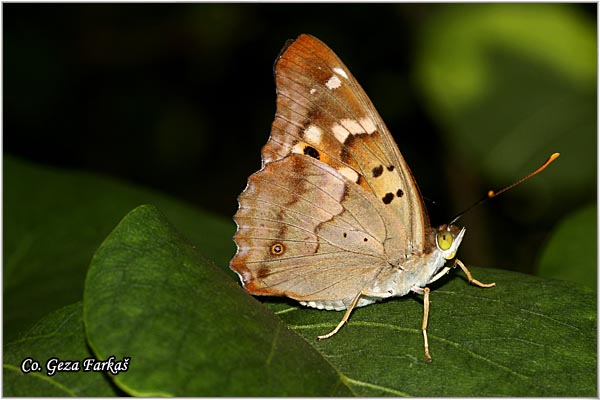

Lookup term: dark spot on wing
[373,165,384,177]
[257,266,271,278]
[382,193,394,204]
[303,145,320,159]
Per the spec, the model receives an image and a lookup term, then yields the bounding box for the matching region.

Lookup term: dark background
[4,4,596,276]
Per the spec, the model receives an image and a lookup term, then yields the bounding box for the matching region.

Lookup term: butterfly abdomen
[300,297,378,311]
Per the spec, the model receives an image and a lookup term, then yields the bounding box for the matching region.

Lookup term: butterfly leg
[455,259,496,288]
[427,266,452,285]
[317,289,387,340]
[412,286,433,362]
[426,259,495,287]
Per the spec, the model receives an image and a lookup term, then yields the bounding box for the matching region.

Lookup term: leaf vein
[293,321,533,382]
[341,375,411,397]
[3,364,77,396]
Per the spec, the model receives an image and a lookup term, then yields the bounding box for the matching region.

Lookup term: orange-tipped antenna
[450,153,560,225]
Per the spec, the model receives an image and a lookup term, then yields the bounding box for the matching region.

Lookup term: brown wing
[261,34,430,253]
[231,154,399,304]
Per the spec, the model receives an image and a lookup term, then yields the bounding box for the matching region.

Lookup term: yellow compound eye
[436,230,454,251]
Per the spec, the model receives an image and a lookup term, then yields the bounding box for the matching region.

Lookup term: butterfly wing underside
[231,34,432,305]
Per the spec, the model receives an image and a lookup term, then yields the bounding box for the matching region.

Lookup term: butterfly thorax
[352,224,465,305]
[385,224,465,297]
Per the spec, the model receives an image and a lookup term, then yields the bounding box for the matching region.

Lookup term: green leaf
[4,156,235,341]
[3,303,119,396]
[82,204,596,396]
[83,205,350,396]
[537,204,597,289]
[273,266,596,396]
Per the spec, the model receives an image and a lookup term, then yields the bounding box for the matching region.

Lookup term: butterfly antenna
[423,196,437,207]
[450,152,560,225]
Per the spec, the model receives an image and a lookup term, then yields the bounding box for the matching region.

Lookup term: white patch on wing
[304,125,323,144]
[331,123,350,144]
[333,67,349,79]
[359,117,377,134]
[333,118,377,137]
[309,88,317,94]
[291,142,305,154]
[340,119,365,135]
[338,166,360,183]
[326,75,342,90]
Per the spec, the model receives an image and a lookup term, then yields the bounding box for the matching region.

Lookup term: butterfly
[229,33,496,362]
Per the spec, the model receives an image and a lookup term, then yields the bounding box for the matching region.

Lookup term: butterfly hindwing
[232,154,403,304]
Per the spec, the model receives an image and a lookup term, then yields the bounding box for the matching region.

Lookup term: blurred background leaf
[537,204,597,290]
[4,4,595,287]
[4,156,235,342]
[414,3,596,273]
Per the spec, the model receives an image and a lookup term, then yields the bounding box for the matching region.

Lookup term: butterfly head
[435,224,465,260]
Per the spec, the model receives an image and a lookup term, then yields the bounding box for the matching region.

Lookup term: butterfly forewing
[262,34,429,252]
